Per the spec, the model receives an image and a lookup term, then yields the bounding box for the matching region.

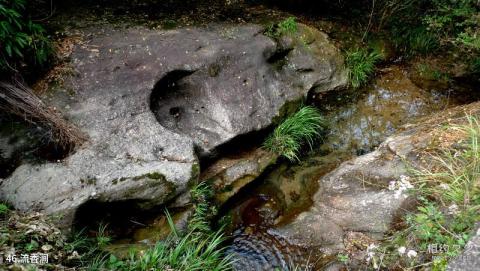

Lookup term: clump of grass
[368,115,480,270]
[93,215,233,271]
[264,106,326,161]
[390,25,439,56]
[345,47,383,89]
[0,203,9,215]
[87,182,234,271]
[265,17,298,38]
[96,223,112,248]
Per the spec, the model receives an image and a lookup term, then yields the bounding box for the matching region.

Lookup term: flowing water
[65,65,472,270]
[223,65,468,270]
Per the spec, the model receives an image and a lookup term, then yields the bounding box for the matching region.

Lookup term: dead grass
[33,36,83,95]
[0,81,86,154]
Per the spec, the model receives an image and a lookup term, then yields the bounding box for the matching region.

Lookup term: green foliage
[384,0,478,55]
[99,225,232,271]
[406,201,474,250]
[369,115,480,270]
[0,0,51,71]
[416,63,450,82]
[264,106,326,161]
[457,32,480,50]
[345,47,383,88]
[163,19,177,30]
[265,17,298,38]
[278,17,297,34]
[96,223,112,248]
[87,182,233,271]
[390,25,439,55]
[337,253,349,264]
[423,0,479,44]
[0,203,9,215]
[471,57,480,74]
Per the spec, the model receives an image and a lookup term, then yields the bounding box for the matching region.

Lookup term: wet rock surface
[275,133,418,254]
[201,148,278,204]
[273,101,480,268]
[224,67,468,270]
[316,65,459,156]
[0,23,345,229]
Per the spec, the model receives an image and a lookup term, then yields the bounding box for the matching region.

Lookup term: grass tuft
[86,182,233,271]
[345,47,383,89]
[265,17,298,38]
[264,106,326,161]
[391,26,439,56]
[0,203,9,215]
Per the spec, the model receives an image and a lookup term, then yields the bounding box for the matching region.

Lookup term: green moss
[264,17,298,39]
[144,172,164,180]
[111,177,129,184]
[191,163,200,181]
[131,172,166,181]
[80,177,97,185]
[162,19,177,29]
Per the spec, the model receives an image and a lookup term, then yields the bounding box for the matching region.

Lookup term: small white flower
[391,175,414,198]
[399,177,414,190]
[400,175,411,183]
[367,244,378,251]
[439,183,450,190]
[407,250,417,258]
[366,243,378,262]
[388,181,397,191]
[448,204,459,215]
[397,246,406,255]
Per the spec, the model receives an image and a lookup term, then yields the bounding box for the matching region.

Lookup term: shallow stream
[222,65,468,270]
[1,64,469,270]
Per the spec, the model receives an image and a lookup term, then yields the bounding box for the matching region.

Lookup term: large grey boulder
[150,23,346,156]
[0,23,346,228]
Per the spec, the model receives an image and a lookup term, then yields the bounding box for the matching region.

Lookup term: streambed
[222,65,467,270]
[103,65,468,270]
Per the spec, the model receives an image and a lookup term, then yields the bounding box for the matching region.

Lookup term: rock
[275,100,480,261]
[275,119,433,255]
[200,148,278,204]
[447,225,480,271]
[150,23,347,156]
[0,23,346,229]
[131,208,192,243]
[0,121,41,178]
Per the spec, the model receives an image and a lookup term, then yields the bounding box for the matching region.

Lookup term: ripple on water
[228,228,314,270]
